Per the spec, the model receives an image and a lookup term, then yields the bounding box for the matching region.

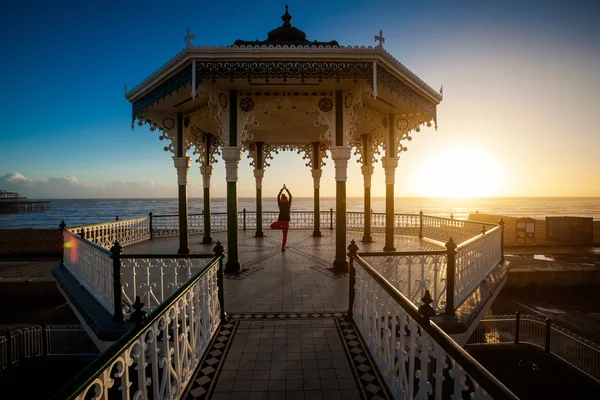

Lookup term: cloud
[0,172,199,199]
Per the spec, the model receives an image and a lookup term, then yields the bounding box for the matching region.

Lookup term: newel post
[130,296,148,328]
[149,212,153,239]
[419,211,423,238]
[499,218,505,261]
[418,290,436,322]
[243,208,247,231]
[110,241,124,323]
[445,237,457,316]
[347,240,359,320]
[59,221,67,266]
[213,241,226,321]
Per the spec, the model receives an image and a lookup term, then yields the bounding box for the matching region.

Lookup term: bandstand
[47,7,519,400]
[125,6,441,274]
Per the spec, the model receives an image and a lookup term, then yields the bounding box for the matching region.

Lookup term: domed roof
[233,5,338,47]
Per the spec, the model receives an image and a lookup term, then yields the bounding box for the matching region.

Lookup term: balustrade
[362,252,448,313]
[69,217,150,249]
[62,230,115,315]
[120,256,215,315]
[349,251,518,400]
[422,216,496,244]
[52,256,223,400]
[454,226,502,307]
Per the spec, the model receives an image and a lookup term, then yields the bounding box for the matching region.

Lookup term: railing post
[110,241,124,323]
[347,240,359,320]
[213,241,226,321]
[243,208,246,231]
[450,213,454,220]
[130,296,148,328]
[419,210,423,238]
[330,208,333,230]
[149,212,153,239]
[79,228,85,239]
[418,290,436,322]
[445,237,457,316]
[545,318,552,352]
[115,215,119,221]
[499,218,505,261]
[42,323,48,356]
[59,221,67,266]
[515,311,520,344]
[481,225,486,235]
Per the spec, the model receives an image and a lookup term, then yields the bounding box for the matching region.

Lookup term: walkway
[126,230,439,399]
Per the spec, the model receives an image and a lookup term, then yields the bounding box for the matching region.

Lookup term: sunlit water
[0,197,599,229]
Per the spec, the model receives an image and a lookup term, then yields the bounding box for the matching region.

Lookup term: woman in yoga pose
[270,184,292,251]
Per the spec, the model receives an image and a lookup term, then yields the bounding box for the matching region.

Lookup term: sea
[1,197,599,230]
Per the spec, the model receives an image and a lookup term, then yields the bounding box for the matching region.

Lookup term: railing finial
[481,225,486,235]
[213,240,224,258]
[130,296,148,328]
[110,240,123,255]
[347,239,359,256]
[445,237,457,253]
[59,220,67,231]
[498,218,505,227]
[418,290,436,321]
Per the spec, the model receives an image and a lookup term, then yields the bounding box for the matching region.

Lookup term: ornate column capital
[173,156,191,185]
[200,165,213,188]
[222,147,242,182]
[311,168,322,189]
[331,146,352,182]
[254,168,264,189]
[381,156,398,185]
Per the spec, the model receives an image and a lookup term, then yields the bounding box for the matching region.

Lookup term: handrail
[121,253,215,259]
[65,229,111,255]
[51,254,222,400]
[457,224,501,250]
[352,253,519,400]
[358,250,447,256]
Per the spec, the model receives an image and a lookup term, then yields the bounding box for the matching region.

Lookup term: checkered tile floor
[183,315,390,400]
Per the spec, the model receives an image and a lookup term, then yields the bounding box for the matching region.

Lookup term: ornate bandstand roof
[125,6,442,166]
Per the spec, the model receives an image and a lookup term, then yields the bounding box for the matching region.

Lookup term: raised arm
[277,188,284,203]
[286,188,292,204]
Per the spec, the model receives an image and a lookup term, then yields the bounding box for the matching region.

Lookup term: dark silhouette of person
[270,184,292,251]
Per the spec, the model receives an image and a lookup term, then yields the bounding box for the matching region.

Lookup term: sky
[0,0,598,199]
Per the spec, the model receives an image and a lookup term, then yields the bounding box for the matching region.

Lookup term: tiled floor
[127,230,439,400]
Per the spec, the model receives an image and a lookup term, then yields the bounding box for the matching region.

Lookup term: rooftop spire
[282,5,292,27]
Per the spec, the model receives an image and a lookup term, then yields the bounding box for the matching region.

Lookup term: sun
[411,145,506,198]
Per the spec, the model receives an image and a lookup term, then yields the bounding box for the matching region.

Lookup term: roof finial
[184,28,196,49]
[374,30,385,49]
[282,5,292,27]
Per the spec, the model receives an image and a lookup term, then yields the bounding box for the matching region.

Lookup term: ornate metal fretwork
[132,67,192,118]
[192,134,222,166]
[377,64,437,122]
[246,142,277,169]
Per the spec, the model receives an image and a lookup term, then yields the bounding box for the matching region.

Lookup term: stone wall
[0,229,62,255]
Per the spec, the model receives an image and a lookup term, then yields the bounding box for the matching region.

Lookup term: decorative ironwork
[132,67,192,118]
[376,64,437,122]
[396,118,408,130]
[218,92,228,108]
[239,96,255,112]
[318,97,333,112]
[68,217,151,250]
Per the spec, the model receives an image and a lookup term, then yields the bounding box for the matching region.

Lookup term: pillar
[254,169,264,238]
[361,134,373,243]
[223,147,242,273]
[174,113,190,254]
[383,114,398,251]
[332,91,350,272]
[200,164,213,244]
[312,168,322,237]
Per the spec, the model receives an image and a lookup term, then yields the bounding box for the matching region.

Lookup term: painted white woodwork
[331,146,352,181]
[222,147,242,182]
[174,156,191,185]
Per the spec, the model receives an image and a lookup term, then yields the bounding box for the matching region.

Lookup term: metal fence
[0,324,99,372]
[468,313,600,383]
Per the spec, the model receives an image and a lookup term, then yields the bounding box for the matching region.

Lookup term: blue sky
[1,0,598,198]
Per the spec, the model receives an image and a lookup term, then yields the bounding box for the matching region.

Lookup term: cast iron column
[361,134,373,243]
[332,90,350,272]
[383,114,398,251]
[312,141,322,237]
[224,90,242,273]
[200,133,214,244]
[254,142,265,237]
[174,112,190,254]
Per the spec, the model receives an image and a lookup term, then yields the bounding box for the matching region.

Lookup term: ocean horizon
[1,197,599,229]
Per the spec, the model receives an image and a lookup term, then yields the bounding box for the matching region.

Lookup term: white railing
[55,257,222,400]
[423,215,494,244]
[455,226,503,307]
[69,217,150,249]
[469,314,600,383]
[362,252,448,313]
[63,230,114,315]
[6,327,43,369]
[350,254,518,399]
[120,256,214,314]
